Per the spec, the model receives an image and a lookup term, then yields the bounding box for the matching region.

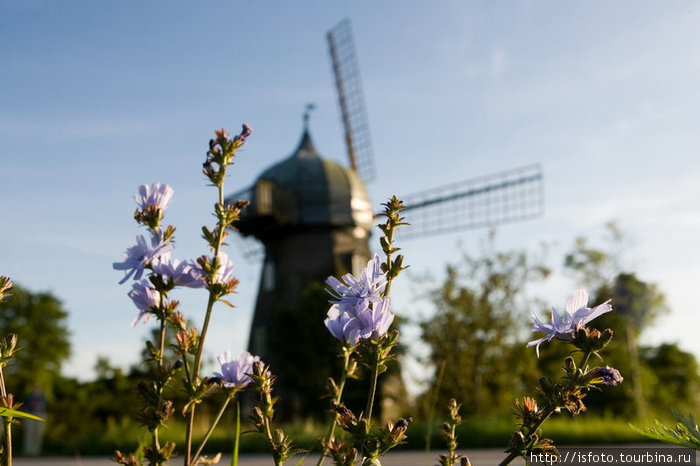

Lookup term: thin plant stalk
[191,393,235,465]
[363,347,382,429]
[260,398,282,466]
[232,400,240,466]
[498,349,594,466]
[151,295,168,458]
[185,181,228,466]
[0,369,11,466]
[317,349,352,466]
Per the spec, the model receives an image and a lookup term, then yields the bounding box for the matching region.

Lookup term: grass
[37,414,648,457]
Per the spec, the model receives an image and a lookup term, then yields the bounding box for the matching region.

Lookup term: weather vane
[303,103,315,130]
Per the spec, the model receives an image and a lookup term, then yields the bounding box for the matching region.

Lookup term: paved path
[13,450,513,466]
[12,447,699,465]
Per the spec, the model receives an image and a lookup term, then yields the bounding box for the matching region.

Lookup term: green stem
[3,417,10,466]
[363,345,381,430]
[382,231,394,299]
[499,349,594,466]
[232,400,240,466]
[192,393,235,465]
[186,182,229,466]
[0,368,11,466]
[317,349,352,466]
[152,301,167,459]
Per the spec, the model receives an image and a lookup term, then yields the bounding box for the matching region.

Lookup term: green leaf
[631,409,700,450]
[0,407,43,421]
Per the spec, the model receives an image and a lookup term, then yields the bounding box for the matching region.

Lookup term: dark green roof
[241,130,373,231]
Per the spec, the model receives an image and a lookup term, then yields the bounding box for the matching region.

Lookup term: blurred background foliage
[1,224,698,456]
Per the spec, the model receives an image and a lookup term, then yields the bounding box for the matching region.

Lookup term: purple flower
[527,289,613,357]
[152,258,205,288]
[113,231,173,284]
[213,350,260,388]
[128,280,160,326]
[594,366,624,386]
[211,252,235,284]
[354,297,394,341]
[324,298,394,345]
[135,182,174,211]
[324,255,395,344]
[326,254,386,315]
[324,306,362,345]
[237,124,252,144]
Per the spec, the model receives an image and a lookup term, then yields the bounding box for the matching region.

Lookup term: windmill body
[231,129,374,360]
[225,18,544,419]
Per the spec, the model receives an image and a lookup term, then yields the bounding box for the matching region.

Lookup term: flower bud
[592,366,624,386]
[6,334,17,355]
[0,276,13,302]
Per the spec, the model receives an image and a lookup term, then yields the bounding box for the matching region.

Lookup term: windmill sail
[327,18,376,183]
[398,164,544,238]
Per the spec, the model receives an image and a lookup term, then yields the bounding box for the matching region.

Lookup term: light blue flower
[213,350,260,388]
[152,258,205,288]
[210,252,236,285]
[324,297,394,345]
[527,289,613,357]
[354,296,394,341]
[324,305,361,345]
[324,255,394,344]
[128,279,160,326]
[326,254,386,315]
[113,231,173,284]
[135,182,174,211]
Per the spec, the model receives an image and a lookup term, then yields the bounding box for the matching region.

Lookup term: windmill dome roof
[244,129,373,231]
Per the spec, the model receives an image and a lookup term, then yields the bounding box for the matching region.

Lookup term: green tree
[641,343,700,413]
[564,221,625,290]
[0,284,71,397]
[420,237,550,415]
[564,224,679,418]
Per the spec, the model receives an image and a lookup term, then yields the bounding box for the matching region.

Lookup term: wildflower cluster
[113,180,196,465]
[113,125,263,466]
[499,290,623,465]
[318,198,410,466]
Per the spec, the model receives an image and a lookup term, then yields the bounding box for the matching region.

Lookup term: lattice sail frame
[327,18,376,183]
[398,164,544,239]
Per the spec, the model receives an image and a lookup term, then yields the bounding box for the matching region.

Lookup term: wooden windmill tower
[226,19,544,416]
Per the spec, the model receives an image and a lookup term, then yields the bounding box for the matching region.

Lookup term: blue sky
[2,1,700,391]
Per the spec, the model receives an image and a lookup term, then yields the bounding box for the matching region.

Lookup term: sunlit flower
[128,280,160,326]
[354,296,394,341]
[135,182,174,211]
[324,305,361,345]
[152,258,204,288]
[213,350,260,388]
[0,276,13,302]
[594,366,624,386]
[210,252,235,284]
[326,254,386,315]
[113,231,173,284]
[527,289,613,357]
[324,297,394,345]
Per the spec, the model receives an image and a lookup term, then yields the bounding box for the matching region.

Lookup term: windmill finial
[303,103,316,131]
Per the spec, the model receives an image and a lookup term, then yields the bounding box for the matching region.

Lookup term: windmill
[225,18,544,417]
